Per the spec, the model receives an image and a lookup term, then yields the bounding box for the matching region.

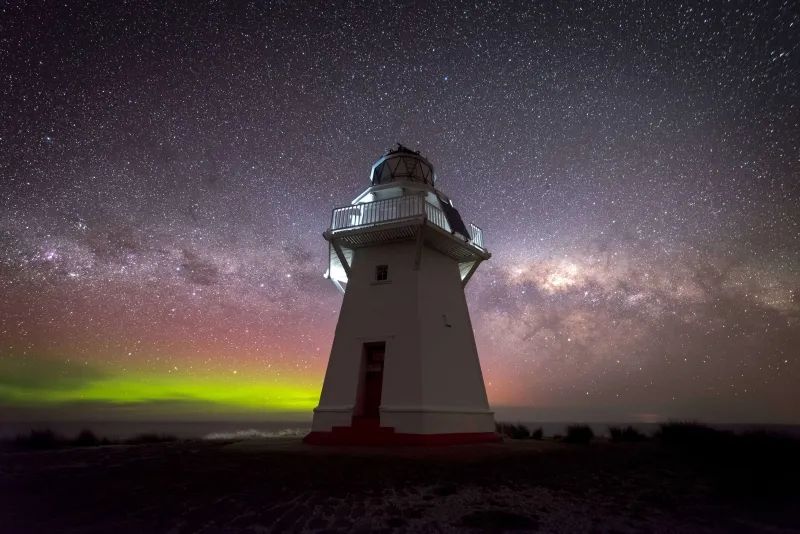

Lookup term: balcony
[325,195,489,290]
[329,195,486,254]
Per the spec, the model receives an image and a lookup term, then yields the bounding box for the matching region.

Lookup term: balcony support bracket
[331,240,352,279]
[331,278,345,295]
[461,259,482,288]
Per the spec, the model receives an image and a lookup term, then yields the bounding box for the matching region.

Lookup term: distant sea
[2,420,799,441]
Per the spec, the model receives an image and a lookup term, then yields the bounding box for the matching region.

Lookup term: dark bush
[73,429,102,447]
[8,429,181,450]
[13,429,65,450]
[656,422,732,449]
[563,425,594,444]
[609,425,647,442]
[495,422,531,439]
[531,427,544,440]
[730,431,800,498]
[10,429,118,450]
[653,424,800,501]
[739,430,797,452]
[125,433,177,444]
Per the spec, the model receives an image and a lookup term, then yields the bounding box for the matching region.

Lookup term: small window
[375,264,389,281]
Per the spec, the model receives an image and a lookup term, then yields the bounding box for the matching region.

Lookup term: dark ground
[1,437,799,533]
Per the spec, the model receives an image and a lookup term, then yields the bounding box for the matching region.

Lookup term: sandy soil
[1,438,798,533]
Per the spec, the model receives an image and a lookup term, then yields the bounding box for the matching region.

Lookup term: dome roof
[370,144,436,186]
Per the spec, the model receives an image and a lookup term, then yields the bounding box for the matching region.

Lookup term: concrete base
[311,407,496,435]
[303,429,501,447]
[305,415,500,446]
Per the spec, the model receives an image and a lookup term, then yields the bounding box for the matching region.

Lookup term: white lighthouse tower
[305,145,498,445]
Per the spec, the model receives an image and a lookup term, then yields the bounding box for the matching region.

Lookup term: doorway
[359,342,385,420]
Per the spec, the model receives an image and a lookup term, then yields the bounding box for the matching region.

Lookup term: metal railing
[469,223,485,249]
[330,195,485,249]
[331,195,425,230]
[424,201,451,233]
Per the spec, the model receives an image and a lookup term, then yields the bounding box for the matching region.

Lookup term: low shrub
[13,429,65,450]
[654,424,800,500]
[656,422,731,449]
[495,422,531,440]
[74,429,104,447]
[125,433,178,444]
[11,429,117,450]
[563,424,594,444]
[531,427,544,440]
[8,429,179,451]
[609,425,647,442]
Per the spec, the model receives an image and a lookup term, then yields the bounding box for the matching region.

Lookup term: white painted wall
[311,240,494,434]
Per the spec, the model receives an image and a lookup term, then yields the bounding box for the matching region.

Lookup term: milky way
[1,1,798,423]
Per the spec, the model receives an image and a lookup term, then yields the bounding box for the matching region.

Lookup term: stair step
[331,425,396,435]
[350,417,381,429]
[303,429,502,446]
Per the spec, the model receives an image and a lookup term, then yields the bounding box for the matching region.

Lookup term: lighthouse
[304,145,498,445]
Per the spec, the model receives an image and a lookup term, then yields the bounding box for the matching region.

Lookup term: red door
[363,345,385,419]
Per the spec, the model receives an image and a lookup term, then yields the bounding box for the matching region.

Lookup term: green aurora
[0,357,320,415]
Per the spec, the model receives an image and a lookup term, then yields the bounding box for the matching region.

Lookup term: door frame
[355,341,386,418]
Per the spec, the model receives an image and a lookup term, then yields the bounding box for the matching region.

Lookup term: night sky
[1,1,798,424]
